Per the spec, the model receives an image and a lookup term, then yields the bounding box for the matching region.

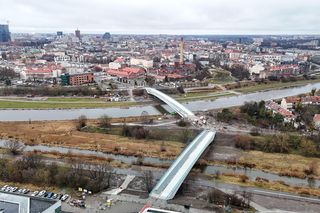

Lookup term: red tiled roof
[26,68,52,74]
[314,114,320,122]
[285,97,301,103]
[107,67,144,78]
[302,96,320,103]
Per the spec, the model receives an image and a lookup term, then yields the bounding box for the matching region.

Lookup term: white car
[38,190,46,197]
[1,185,8,191]
[31,191,39,196]
[61,194,69,201]
[11,187,18,192]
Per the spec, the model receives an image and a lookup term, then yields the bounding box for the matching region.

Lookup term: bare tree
[241,190,252,207]
[207,188,225,204]
[99,115,111,128]
[142,170,154,193]
[76,115,87,130]
[5,140,24,155]
[87,163,115,192]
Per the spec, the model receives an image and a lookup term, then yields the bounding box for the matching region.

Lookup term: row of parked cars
[1,185,69,202]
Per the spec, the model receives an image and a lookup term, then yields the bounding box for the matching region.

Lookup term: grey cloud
[0,0,319,34]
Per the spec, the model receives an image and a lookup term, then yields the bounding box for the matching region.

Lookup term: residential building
[266,65,300,78]
[107,67,145,79]
[69,73,94,85]
[265,100,295,123]
[130,58,154,68]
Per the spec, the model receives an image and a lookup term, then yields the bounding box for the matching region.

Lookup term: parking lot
[1,184,70,202]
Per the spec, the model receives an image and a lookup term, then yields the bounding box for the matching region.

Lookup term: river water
[0,105,160,121]
[1,82,320,121]
[183,82,320,111]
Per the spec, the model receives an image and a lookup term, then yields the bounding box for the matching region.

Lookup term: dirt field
[204,133,320,179]
[0,120,183,159]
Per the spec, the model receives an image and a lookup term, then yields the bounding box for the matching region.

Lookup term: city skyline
[0,0,319,34]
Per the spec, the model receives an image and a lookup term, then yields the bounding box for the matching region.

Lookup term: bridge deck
[150,130,216,200]
[145,87,195,119]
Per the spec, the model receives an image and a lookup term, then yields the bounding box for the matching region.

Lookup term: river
[0,82,320,121]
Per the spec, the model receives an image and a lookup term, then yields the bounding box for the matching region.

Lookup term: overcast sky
[0,0,319,34]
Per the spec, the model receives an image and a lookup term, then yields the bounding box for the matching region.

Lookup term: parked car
[1,185,8,191]
[38,190,46,197]
[31,191,39,196]
[22,189,30,194]
[11,187,18,192]
[46,192,54,199]
[61,194,69,201]
[51,194,58,199]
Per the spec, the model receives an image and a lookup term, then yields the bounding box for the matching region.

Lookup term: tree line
[0,153,114,193]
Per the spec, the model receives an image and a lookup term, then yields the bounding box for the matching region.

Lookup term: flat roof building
[0,191,61,213]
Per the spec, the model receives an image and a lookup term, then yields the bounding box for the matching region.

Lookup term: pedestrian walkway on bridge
[145,87,196,120]
[150,130,216,200]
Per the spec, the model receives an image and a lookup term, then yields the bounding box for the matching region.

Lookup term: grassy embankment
[0,120,184,160]
[0,98,139,109]
[208,150,320,180]
[234,78,320,93]
[216,173,320,197]
[175,91,235,102]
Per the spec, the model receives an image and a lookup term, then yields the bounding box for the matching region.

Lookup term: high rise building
[75,29,81,40]
[102,32,111,40]
[57,31,63,37]
[0,24,11,42]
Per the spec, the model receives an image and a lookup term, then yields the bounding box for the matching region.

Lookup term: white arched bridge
[145,87,216,201]
[149,130,216,200]
[145,87,196,120]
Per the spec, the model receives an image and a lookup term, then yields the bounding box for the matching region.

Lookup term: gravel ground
[252,194,320,213]
[62,196,144,213]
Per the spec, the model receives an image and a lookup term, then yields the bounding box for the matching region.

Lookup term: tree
[18,153,43,169]
[217,108,234,123]
[310,88,317,96]
[145,76,156,87]
[234,135,252,150]
[87,163,114,192]
[76,115,87,130]
[263,135,289,153]
[207,189,225,204]
[177,86,185,94]
[142,170,154,193]
[98,115,111,128]
[300,139,317,157]
[5,140,24,155]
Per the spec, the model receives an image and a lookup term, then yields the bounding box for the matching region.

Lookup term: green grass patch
[46,97,106,102]
[176,91,235,102]
[235,79,320,93]
[0,100,138,109]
